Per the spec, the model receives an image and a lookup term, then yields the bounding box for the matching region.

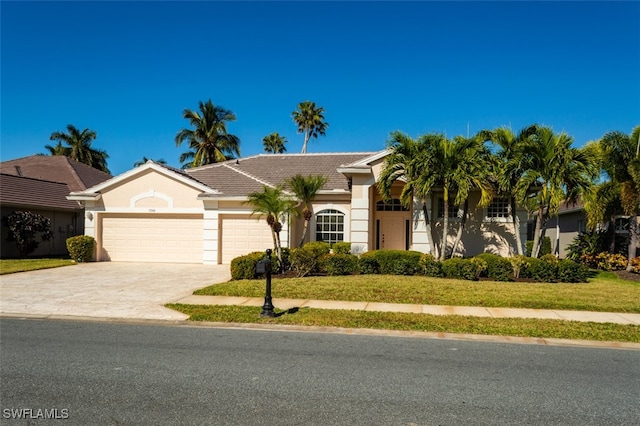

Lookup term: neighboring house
[68,151,528,264]
[0,156,112,257]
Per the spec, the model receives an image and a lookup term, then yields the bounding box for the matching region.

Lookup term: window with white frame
[487,197,510,219]
[376,199,409,211]
[437,198,459,219]
[315,209,345,244]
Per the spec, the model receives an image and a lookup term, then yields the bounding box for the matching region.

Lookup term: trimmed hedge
[289,247,318,277]
[522,257,557,282]
[332,242,352,255]
[66,235,95,263]
[230,252,265,280]
[321,253,359,276]
[420,253,443,277]
[358,251,380,274]
[556,259,589,283]
[375,250,423,275]
[441,258,479,281]
[475,253,512,281]
[303,241,331,258]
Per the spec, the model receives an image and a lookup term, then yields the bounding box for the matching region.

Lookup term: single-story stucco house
[67,151,528,264]
[0,156,112,257]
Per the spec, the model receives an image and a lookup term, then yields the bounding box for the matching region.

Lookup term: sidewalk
[174,295,640,325]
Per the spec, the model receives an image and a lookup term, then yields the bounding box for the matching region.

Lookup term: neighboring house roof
[0,173,81,211]
[0,155,112,193]
[186,152,377,197]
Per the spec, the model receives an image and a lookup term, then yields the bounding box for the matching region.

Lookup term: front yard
[0,258,76,275]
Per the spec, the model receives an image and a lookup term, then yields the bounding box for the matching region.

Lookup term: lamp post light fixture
[258,249,275,317]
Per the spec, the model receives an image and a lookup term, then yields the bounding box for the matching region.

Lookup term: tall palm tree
[517,127,597,258]
[478,124,539,255]
[262,132,288,154]
[48,124,110,173]
[133,157,167,167]
[245,186,298,268]
[286,174,328,247]
[586,126,640,269]
[292,101,328,153]
[175,99,240,168]
[377,132,439,259]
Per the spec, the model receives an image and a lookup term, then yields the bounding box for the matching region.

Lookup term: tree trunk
[531,207,545,258]
[298,219,309,248]
[451,199,469,258]
[511,197,523,256]
[301,132,310,154]
[421,200,436,258]
[608,216,616,254]
[274,230,283,273]
[627,215,638,271]
[440,190,449,261]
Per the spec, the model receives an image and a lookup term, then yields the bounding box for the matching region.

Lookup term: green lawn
[0,258,76,275]
[194,273,640,313]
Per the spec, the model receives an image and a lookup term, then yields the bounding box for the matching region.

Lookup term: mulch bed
[615,270,640,282]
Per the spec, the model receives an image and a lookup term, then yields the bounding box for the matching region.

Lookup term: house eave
[67,193,102,201]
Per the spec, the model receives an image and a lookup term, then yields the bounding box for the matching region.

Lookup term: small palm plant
[286,174,328,247]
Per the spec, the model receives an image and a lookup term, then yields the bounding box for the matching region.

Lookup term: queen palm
[175,100,240,168]
[586,126,640,269]
[48,124,110,173]
[292,101,328,153]
[245,186,298,268]
[286,174,328,247]
[262,132,288,154]
[478,124,539,255]
[517,127,597,258]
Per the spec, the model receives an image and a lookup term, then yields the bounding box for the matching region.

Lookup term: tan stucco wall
[99,169,203,209]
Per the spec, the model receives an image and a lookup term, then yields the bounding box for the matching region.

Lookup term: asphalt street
[1,318,638,425]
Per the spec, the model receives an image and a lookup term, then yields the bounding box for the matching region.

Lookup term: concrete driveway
[0,262,230,321]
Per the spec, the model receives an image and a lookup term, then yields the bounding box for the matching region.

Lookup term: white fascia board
[67,193,102,201]
[76,163,219,195]
[347,149,390,167]
[337,166,372,175]
[197,195,248,201]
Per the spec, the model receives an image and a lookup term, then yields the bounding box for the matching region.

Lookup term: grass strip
[166,304,640,343]
[193,274,640,313]
[0,259,76,275]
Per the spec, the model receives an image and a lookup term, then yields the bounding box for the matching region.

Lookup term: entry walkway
[175,295,640,325]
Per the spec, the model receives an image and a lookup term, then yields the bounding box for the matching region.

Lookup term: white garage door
[220,216,274,264]
[101,214,203,263]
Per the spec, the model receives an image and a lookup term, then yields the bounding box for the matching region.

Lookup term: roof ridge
[221,163,279,190]
[0,172,70,186]
[62,157,90,190]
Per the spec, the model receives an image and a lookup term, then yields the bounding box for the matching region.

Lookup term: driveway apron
[0,262,230,321]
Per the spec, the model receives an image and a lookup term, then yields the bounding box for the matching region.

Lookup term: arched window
[315,209,345,244]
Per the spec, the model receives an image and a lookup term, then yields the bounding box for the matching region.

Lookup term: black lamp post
[259,249,275,317]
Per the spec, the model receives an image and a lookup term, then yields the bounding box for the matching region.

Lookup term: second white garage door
[220,216,274,264]
[100,214,203,263]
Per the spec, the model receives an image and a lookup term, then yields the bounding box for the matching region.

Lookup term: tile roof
[186,152,377,196]
[0,155,112,193]
[0,173,81,211]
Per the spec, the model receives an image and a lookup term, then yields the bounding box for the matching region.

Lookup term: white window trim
[311,204,350,243]
[483,198,512,223]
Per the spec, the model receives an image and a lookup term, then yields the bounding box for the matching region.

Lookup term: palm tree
[292,101,328,153]
[175,99,240,168]
[517,127,597,258]
[262,132,288,154]
[48,124,110,173]
[245,186,298,268]
[377,132,438,259]
[134,157,167,167]
[586,126,640,269]
[478,125,539,255]
[286,174,328,247]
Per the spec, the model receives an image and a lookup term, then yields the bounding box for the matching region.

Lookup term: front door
[379,217,405,250]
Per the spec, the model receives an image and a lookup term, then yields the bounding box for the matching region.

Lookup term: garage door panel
[221,217,273,264]
[101,215,203,263]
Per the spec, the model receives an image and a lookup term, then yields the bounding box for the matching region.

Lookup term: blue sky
[2,1,639,176]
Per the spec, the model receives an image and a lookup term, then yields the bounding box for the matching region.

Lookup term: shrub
[475,253,512,281]
[230,252,265,280]
[302,241,331,258]
[358,251,380,274]
[522,257,556,282]
[374,250,423,275]
[540,254,559,264]
[470,257,487,279]
[566,231,607,262]
[526,236,552,257]
[419,253,443,277]
[556,259,589,283]
[65,235,96,263]
[332,242,352,255]
[510,255,528,279]
[441,258,479,281]
[2,210,53,256]
[631,257,640,274]
[321,253,359,276]
[597,252,627,271]
[289,247,318,277]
